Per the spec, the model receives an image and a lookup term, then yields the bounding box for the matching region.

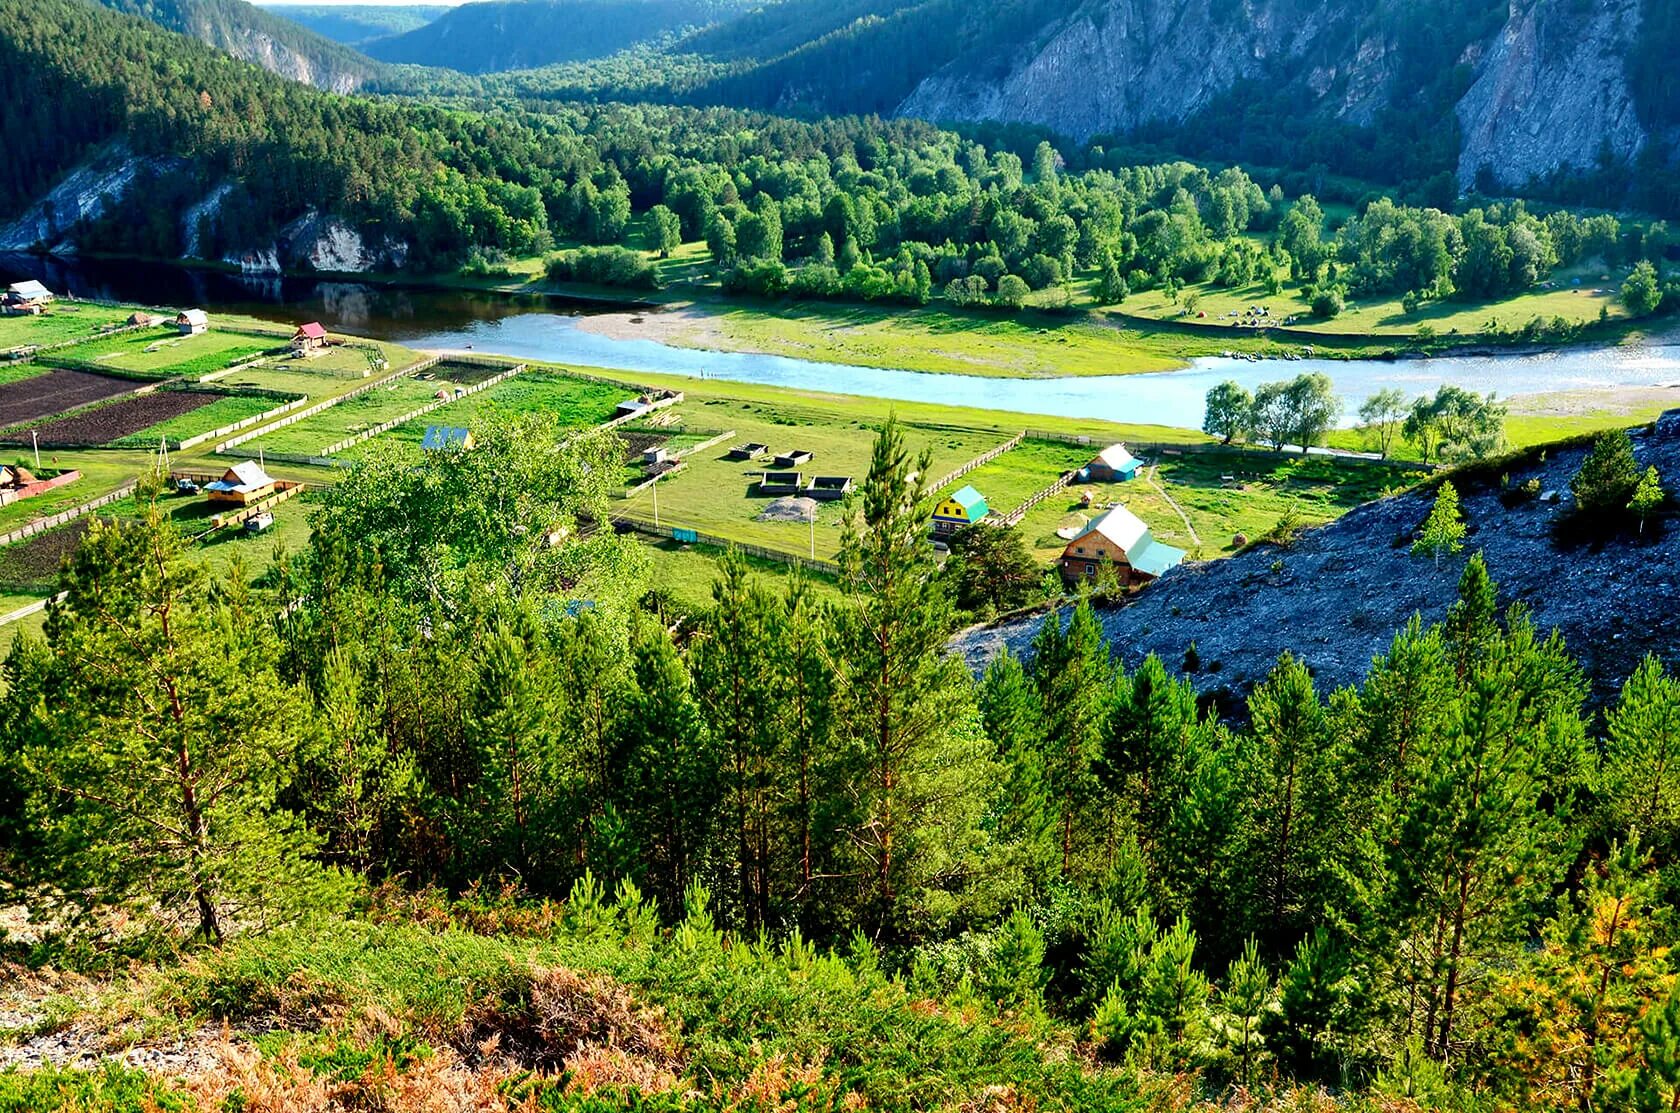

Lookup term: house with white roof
[1057,504,1184,587]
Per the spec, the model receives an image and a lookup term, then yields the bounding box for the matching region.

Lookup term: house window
[1075,546,1085,554]
[1085,563,1095,576]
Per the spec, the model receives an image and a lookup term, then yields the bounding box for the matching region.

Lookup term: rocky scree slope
[955,407,1680,711]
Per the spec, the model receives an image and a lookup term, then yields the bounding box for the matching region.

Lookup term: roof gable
[1068,505,1186,577]
[296,321,326,339]
[8,280,50,299]
[1093,444,1137,469]
[935,484,988,520]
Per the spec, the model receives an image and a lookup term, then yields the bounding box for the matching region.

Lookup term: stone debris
[756,496,818,523]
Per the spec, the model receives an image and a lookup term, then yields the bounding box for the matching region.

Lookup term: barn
[931,485,988,537]
[291,321,328,355]
[175,309,209,335]
[1083,444,1141,482]
[1058,505,1184,587]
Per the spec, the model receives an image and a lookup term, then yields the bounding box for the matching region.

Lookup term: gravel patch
[756,496,818,523]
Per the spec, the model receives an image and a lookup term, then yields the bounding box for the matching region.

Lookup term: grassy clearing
[73,328,277,378]
[939,439,1092,517]
[615,396,1010,557]
[1121,268,1627,340]
[1014,448,1422,563]
[0,303,133,350]
[637,537,844,611]
[0,453,137,534]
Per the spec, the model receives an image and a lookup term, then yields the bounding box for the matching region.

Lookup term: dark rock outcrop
[956,409,1680,709]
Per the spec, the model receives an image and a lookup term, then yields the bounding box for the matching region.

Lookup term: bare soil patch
[1,391,218,447]
[0,369,138,428]
[0,518,94,588]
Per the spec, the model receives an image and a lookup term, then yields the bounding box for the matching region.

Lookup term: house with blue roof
[931,484,989,538]
[422,425,474,452]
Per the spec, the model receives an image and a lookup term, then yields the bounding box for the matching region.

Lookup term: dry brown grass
[182,1039,520,1113]
[462,965,678,1075]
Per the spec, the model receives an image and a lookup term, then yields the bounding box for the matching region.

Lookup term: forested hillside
[5,415,1680,1110]
[361,0,759,72]
[93,0,383,90]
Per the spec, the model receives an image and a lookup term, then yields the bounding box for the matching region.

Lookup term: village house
[421,425,474,452]
[175,308,209,335]
[3,280,54,315]
[203,460,276,506]
[291,321,328,355]
[1058,505,1185,587]
[931,484,989,537]
[1083,443,1141,483]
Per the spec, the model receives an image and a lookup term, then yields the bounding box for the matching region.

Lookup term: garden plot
[0,368,138,427]
[0,517,94,590]
[73,329,276,378]
[0,391,271,447]
[249,376,450,456]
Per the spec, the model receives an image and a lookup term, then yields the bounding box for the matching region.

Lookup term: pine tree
[1631,464,1665,534]
[10,504,347,944]
[1030,596,1111,877]
[775,572,836,914]
[1413,481,1466,570]
[834,416,966,931]
[1269,928,1356,1083]
[986,906,1048,1011]
[979,651,1058,892]
[1599,655,1680,850]
[1212,938,1277,1090]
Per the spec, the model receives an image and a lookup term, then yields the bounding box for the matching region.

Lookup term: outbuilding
[204,460,276,506]
[4,281,53,312]
[421,425,474,452]
[1058,505,1184,587]
[1083,444,1141,483]
[175,308,209,336]
[931,484,989,537]
[291,321,328,355]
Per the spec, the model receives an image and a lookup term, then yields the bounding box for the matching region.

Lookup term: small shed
[931,484,988,536]
[421,425,474,452]
[291,321,328,355]
[1083,444,1140,482]
[1058,505,1184,587]
[175,308,209,336]
[4,280,53,309]
[204,460,276,506]
[776,449,814,468]
[643,445,669,466]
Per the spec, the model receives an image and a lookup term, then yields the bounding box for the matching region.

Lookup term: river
[8,255,1680,428]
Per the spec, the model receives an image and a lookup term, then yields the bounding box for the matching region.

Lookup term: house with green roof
[932,484,989,538]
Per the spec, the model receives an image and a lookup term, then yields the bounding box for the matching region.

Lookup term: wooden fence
[929,431,1024,493]
[0,482,137,548]
[318,363,528,457]
[622,429,736,495]
[215,354,442,453]
[994,469,1079,528]
[613,511,841,577]
[177,394,310,450]
[0,591,67,628]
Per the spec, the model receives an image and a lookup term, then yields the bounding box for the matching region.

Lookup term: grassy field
[72,327,278,378]
[937,439,1093,518]
[616,397,1015,557]
[637,536,845,611]
[1121,269,1628,340]
[1014,448,1423,563]
[0,302,133,350]
[0,453,139,534]
[249,376,454,456]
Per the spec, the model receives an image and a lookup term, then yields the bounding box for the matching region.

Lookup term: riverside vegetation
[2,413,1679,1111]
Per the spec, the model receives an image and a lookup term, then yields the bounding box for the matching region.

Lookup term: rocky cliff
[891,0,1662,192]
[955,406,1680,712]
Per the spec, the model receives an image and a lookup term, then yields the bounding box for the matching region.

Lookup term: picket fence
[614,512,841,577]
[318,363,528,457]
[994,469,1079,528]
[215,355,443,453]
[0,483,137,549]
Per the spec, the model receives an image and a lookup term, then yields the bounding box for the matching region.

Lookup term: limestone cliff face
[894,0,1653,186]
[1454,0,1646,189]
[188,18,365,93]
[0,149,183,253]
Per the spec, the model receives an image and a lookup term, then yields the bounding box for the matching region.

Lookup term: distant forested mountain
[361,0,759,72]
[260,3,450,47]
[91,0,384,90]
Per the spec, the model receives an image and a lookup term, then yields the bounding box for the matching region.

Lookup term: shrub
[1310,287,1345,318]
[545,246,659,291]
[1570,429,1641,518]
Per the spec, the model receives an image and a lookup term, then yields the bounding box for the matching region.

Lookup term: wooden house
[3,281,53,314]
[421,425,474,452]
[931,484,988,537]
[291,321,328,355]
[203,460,276,506]
[175,308,209,335]
[1058,505,1184,587]
[1083,444,1141,482]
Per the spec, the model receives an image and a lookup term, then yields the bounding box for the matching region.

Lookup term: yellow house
[931,485,989,537]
